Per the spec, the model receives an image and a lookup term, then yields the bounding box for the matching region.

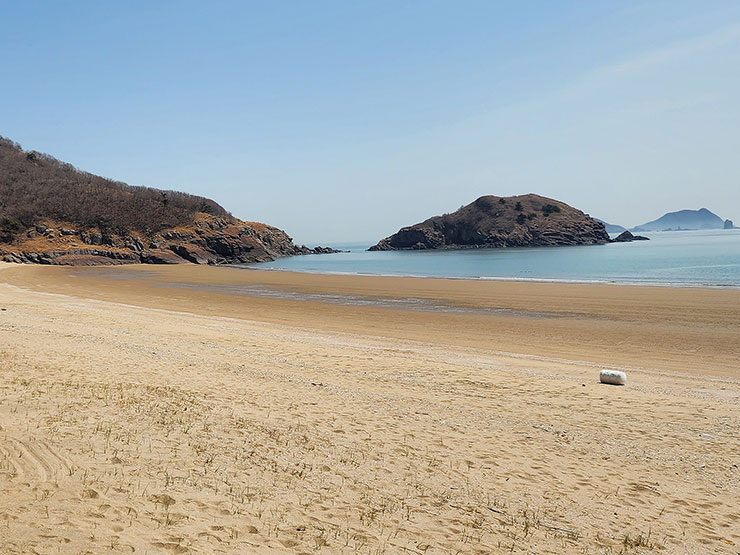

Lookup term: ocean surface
[243,229,740,287]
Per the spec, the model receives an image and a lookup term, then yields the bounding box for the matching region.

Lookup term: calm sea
[243,229,740,287]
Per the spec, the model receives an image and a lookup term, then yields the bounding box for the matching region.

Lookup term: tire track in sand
[0,436,73,483]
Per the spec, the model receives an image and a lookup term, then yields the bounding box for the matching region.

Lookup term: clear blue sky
[2,1,739,244]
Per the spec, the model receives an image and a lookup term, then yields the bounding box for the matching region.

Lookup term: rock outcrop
[369,194,610,251]
[1,215,339,266]
[611,231,649,243]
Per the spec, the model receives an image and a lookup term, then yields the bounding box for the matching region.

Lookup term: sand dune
[0,264,738,553]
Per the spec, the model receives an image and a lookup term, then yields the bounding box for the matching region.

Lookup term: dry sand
[0,263,738,553]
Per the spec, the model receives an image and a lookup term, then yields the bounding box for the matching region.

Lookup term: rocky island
[369,194,611,251]
[0,137,336,265]
[632,208,726,232]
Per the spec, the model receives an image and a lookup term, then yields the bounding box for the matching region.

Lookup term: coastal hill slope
[0,137,330,265]
[594,218,627,234]
[370,194,610,250]
[632,208,725,232]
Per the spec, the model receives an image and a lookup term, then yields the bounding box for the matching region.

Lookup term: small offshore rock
[611,230,650,242]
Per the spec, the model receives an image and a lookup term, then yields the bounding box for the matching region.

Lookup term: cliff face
[369,194,610,251]
[0,136,335,265]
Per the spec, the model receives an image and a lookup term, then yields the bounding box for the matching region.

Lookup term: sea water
[243,229,740,287]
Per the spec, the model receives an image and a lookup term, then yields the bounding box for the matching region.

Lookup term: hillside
[632,208,725,232]
[594,218,627,234]
[0,137,332,265]
[369,194,610,250]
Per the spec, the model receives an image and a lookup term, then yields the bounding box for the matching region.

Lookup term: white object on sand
[599,369,626,385]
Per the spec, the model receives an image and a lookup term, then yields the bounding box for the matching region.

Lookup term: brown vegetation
[0,136,229,240]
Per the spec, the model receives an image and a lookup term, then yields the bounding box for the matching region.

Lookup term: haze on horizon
[2,1,739,245]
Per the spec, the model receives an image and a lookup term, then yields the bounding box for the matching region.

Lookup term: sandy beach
[0,262,738,553]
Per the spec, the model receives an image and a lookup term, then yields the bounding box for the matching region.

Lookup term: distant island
[631,208,728,232]
[369,194,613,251]
[0,137,336,265]
[594,218,627,234]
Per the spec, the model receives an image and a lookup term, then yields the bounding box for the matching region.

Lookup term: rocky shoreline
[1,216,339,266]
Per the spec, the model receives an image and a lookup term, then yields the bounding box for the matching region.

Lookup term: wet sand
[0,263,738,553]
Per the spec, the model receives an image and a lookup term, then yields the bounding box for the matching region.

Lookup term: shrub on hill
[541,204,561,216]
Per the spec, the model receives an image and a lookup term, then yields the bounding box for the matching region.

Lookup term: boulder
[169,244,215,264]
[140,249,188,264]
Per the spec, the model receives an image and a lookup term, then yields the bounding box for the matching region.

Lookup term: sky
[2,1,740,245]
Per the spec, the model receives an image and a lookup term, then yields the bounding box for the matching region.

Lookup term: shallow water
[244,229,740,287]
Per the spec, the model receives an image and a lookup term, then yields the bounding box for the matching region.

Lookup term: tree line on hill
[0,136,230,241]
